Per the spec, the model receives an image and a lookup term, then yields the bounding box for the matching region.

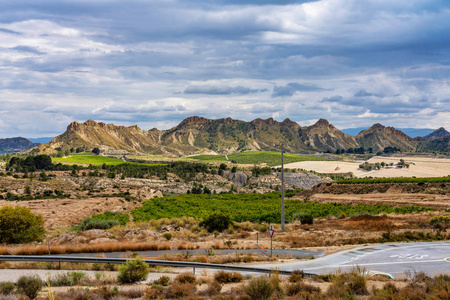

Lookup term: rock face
[225,171,248,186]
[275,172,331,189]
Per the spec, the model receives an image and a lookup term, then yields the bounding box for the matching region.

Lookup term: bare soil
[285,155,450,178]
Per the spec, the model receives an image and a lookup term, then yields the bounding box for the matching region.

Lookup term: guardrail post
[193,267,195,274]
[59,259,61,269]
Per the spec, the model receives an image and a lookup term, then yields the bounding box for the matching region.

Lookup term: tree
[0,206,45,244]
[92,147,100,155]
[199,213,232,233]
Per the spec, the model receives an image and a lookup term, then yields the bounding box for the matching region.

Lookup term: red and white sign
[268,225,275,238]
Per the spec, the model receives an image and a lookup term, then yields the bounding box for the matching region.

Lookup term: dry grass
[0,241,171,256]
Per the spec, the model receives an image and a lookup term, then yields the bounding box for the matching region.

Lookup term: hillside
[0,137,39,153]
[36,117,449,156]
[424,127,450,141]
[355,124,417,152]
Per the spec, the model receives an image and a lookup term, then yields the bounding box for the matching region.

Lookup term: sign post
[268,225,274,257]
[48,240,51,255]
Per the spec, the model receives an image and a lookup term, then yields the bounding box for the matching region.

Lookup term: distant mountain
[28,137,54,144]
[35,117,449,156]
[342,127,436,138]
[355,124,417,152]
[0,137,40,153]
[423,127,450,141]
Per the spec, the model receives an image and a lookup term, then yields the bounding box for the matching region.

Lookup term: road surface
[253,241,450,278]
[0,242,448,281]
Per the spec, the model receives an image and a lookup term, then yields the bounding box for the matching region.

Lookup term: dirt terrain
[0,197,139,230]
[284,155,450,178]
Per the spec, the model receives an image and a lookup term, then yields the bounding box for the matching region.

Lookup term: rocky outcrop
[225,171,248,186]
[275,172,332,189]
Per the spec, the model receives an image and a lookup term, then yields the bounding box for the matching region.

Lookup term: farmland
[190,151,327,166]
[131,193,433,223]
[53,155,127,166]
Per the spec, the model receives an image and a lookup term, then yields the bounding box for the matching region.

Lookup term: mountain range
[34,117,450,156]
[0,137,40,153]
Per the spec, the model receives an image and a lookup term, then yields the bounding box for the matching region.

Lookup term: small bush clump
[199,213,232,233]
[214,271,243,284]
[289,270,305,282]
[79,217,120,231]
[117,258,150,284]
[175,273,196,284]
[0,282,15,295]
[153,275,171,286]
[243,277,274,300]
[291,212,314,224]
[17,275,43,299]
[49,271,86,286]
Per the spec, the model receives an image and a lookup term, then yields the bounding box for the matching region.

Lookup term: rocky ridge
[36,117,450,155]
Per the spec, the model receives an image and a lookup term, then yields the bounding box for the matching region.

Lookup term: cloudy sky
[1,0,450,137]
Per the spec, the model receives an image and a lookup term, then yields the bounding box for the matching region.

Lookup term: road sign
[268,225,274,238]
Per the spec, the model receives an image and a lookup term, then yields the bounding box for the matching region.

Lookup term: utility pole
[281,149,285,231]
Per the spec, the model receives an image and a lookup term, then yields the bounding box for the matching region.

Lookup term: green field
[53,155,127,166]
[190,151,327,166]
[131,193,433,223]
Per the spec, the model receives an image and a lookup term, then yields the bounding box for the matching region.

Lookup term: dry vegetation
[1,267,449,300]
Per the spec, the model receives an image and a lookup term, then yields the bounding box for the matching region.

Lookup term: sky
[1,0,450,137]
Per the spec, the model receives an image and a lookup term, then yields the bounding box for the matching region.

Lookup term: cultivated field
[283,156,450,178]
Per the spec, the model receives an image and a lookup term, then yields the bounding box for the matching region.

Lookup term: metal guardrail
[0,255,307,276]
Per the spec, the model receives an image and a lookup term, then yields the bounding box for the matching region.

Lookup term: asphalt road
[0,242,448,281]
[253,241,450,278]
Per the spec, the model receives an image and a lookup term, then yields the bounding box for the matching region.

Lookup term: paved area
[1,242,448,281]
[254,241,450,278]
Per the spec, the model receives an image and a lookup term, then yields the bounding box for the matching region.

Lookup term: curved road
[253,241,450,278]
[0,242,448,281]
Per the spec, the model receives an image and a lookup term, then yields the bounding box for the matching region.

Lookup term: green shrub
[348,274,368,295]
[243,277,274,300]
[292,213,314,225]
[79,218,120,231]
[162,232,172,240]
[49,271,86,286]
[199,213,232,233]
[0,206,45,244]
[0,282,15,295]
[289,270,305,282]
[117,258,150,284]
[17,275,43,299]
[431,215,450,226]
[153,275,170,286]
